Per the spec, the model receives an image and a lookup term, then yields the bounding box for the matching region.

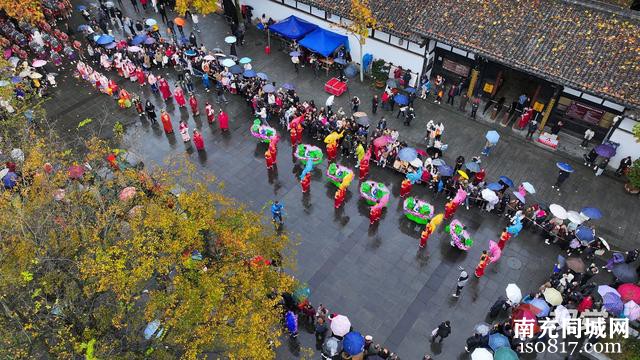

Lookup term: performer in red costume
[218,109,229,131]
[334,187,346,209]
[474,251,490,278]
[497,229,512,250]
[300,173,311,193]
[400,178,412,198]
[326,142,338,162]
[189,94,199,115]
[444,200,459,220]
[369,206,382,225]
[265,150,275,170]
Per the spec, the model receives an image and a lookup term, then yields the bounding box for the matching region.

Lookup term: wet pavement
[43,4,636,358]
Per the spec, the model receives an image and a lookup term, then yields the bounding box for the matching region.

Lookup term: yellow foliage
[0,0,44,24]
[0,137,295,359]
[174,0,219,16]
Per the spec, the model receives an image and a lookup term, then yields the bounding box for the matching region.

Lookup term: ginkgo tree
[174,0,219,16]
[0,133,295,359]
[0,0,44,23]
[339,0,385,82]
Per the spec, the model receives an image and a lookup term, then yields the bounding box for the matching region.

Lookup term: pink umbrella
[68,165,85,179]
[119,186,137,201]
[32,59,47,67]
[373,135,392,148]
[489,240,502,263]
[4,49,12,59]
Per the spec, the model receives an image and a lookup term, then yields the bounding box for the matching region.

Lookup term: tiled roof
[298,0,640,109]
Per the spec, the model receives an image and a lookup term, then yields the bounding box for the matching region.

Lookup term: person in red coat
[174,86,186,107]
[205,102,215,123]
[359,156,370,181]
[420,222,435,248]
[193,130,204,151]
[290,127,298,146]
[474,251,490,278]
[517,108,534,129]
[265,150,275,170]
[300,172,311,193]
[326,142,337,162]
[269,135,280,163]
[334,187,346,209]
[158,77,171,101]
[160,110,173,134]
[497,229,512,250]
[136,67,145,86]
[189,94,199,115]
[444,200,458,220]
[218,109,229,131]
[296,124,303,144]
[369,206,382,225]
[400,178,412,198]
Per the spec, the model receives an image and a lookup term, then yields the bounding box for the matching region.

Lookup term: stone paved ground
[43,3,637,358]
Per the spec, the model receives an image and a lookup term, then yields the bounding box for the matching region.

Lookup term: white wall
[609,117,640,167]
[244,0,425,86]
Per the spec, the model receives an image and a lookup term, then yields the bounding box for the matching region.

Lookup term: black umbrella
[353,111,369,126]
[426,147,443,158]
[612,263,639,283]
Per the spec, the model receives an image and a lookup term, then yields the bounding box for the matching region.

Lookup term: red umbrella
[512,306,540,333]
[517,303,541,316]
[578,295,593,312]
[68,165,85,179]
[618,283,640,304]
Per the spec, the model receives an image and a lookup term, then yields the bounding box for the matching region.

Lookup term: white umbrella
[29,73,42,79]
[19,70,31,78]
[409,158,423,168]
[481,188,498,202]
[554,305,572,329]
[598,285,620,298]
[330,315,351,337]
[624,301,640,321]
[471,347,493,360]
[127,46,142,52]
[598,236,611,250]
[224,36,237,44]
[32,59,47,67]
[522,182,535,194]
[506,283,522,303]
[10,148,24,162]
[549,204,567,220]
[0,168,9,179]
[203,55,215,60]
[567,211,584,225]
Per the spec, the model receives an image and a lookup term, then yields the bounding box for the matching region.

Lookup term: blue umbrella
[221,58,235,67]
[576,225,594,242]
[334,57,347,65]
[11,76,21,83]
[77,24,89,31]
[343,332,365,356]
[77,5,86,10]
[404,87,416,93]
[256,72,268,80]
[398,147,418,161]
[105,42,117,49]
[529,298,550,317]
[486,130,500,144]
[487,182,503,191]
[145,18,157,26]
[595,143,616,158]
[612,263,638,283]
[580,207,602,220]
[2,172,17,189]
[95,34,115,45]
[131,34,147,45]
[289,51,300,57]
[603,292,624,316]
[285,311,298,334]
[239,57,252,64]
[488,332,510,351]
[431,158,446,166]
[499,176,514,187]
[263,84,276,93]
[229,64,243,74]
[556,162,574,173]
[438,165,454,177]
[243,69,256,78]
[282,83,295,90]
[394,94,409,105]
[464,162,481,172]
[184,49,197,57]
[144,37,156,45]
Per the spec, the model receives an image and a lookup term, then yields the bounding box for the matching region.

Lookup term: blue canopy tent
[269,16,318,40]
[299,28,350,57]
